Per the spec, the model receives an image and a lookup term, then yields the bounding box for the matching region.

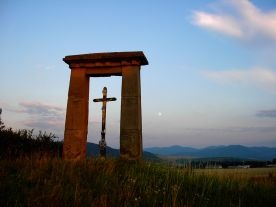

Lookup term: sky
[1,0,276,148]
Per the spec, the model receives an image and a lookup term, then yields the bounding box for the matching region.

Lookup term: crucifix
[93,87,116,158]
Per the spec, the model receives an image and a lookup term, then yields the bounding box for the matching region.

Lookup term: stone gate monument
[63,51,148,160]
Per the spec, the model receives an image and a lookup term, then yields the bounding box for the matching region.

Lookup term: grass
[194,168,276,181]
[1,158,276,207]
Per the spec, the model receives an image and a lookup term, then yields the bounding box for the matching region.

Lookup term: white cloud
[193,11,242,37]
[193,0,276,40]
[202,68,276,92]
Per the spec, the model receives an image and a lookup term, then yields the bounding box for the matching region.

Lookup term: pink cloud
[13,101,65,133]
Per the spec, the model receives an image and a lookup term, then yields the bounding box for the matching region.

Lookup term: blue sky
[1,0,276,148]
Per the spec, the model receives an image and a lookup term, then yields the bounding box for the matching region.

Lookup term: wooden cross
[93,87,116,158]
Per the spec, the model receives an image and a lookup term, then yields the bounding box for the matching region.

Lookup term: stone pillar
[120,66,142,160]
[63,68,89,159]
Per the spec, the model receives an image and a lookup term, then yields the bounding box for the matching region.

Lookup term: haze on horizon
[1,0,276,148]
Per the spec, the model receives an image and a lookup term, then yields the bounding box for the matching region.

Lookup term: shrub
[0,126,62,159]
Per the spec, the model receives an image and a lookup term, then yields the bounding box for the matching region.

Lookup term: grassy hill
[1,125,276,206]
[1,158,276,207]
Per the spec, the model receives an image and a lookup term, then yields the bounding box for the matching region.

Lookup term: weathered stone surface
[63,51,148,160]
[63,69,89,160]
[120,66,142,160]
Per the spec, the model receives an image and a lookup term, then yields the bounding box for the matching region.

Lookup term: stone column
[63,68,89,159]
[120,66,142,160]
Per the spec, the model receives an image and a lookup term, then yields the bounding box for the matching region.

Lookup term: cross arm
[93,97,117,102]
[106,97,116,102]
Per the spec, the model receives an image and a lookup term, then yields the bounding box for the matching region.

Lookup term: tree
[0,108,5,130]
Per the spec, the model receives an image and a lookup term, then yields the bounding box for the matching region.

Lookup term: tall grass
[1,158,275,207]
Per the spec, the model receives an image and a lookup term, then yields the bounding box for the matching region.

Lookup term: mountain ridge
[86,142,160,161]
[145,145,276,160]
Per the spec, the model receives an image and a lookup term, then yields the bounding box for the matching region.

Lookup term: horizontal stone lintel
[64,51,148,67]
[69,60,142,68]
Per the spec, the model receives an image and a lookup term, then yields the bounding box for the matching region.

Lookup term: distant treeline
[0,123,62,159]
[175,158,276,168]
